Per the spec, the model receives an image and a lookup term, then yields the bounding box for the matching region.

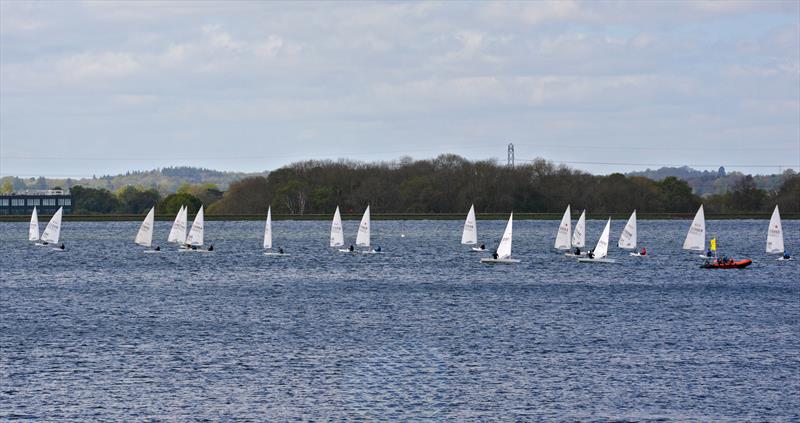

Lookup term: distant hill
[627,166,796,196]
[2,166,269,194]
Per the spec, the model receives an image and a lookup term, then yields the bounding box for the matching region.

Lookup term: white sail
[462,204,478,245]
[40,207,63,244]
[571,210,586,248]
[185,205,204,246]
[263,206,273,250]
[554,205,571,250]
[496,213,514,259]
[682,205,705,251]
[356,206,370,247]
[135,207,155,247]
[330,206,344,247]
[167,205,187,243]
[766,205,784,254]
[593,218,611,259]
[618,210,637,249]
[29,207,40,241]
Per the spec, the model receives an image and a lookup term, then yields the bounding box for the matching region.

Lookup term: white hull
[362,250,382,254]
[698,254,712,259]
[35,242,49,246]
[564,252,587,257]
[629,252,648,257]
[480,258,520,264]
[471,247,488,252]
[338,249,355,253]
[52,248,66,252]
[776,256,793,261]
[264,252,290,256]
[577,257,617,263]
[143,250,161,254]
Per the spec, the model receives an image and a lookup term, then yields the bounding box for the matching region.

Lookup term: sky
[1,0,798,178]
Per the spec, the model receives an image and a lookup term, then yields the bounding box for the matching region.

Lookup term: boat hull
[577,257,616,263]
[480,258,520,264]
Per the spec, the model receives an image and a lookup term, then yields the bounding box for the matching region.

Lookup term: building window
[28,198,41,206]
[12,199,25,206]
[0,199,8,206]
[65,198,72,206]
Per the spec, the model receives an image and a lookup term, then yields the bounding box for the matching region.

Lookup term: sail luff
[618,210,637,249]
[330,206,344,247]
[29,207,40,241]
[766,205,784,254]
[461,204,478,245]
[135,207,155,247]
[682,205,705,251]
[167,205,186,243]
[554,205,571,250]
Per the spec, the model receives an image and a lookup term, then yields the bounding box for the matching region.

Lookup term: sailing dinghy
[40,207,64,251]
[331,206,352,252]
[463,204,486,252]
[578,218,616,263]
[182,205,211,252]
[135,207,159,252]
[767,205,790,260]
[618,210,644,256]
[683,205,707,258]
[564,209,587,256]
[263,206,288,256]
[30,207,43,245]
[168,205,188,248]
[356,206,381,254]
[554,205,572,252]
[480,213,520,264]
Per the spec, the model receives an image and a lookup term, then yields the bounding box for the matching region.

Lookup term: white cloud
[57,51,141,79]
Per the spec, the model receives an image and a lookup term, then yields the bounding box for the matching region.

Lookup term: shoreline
[1,212,797,222]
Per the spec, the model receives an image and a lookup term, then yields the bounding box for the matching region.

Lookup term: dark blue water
[1,219,798,421]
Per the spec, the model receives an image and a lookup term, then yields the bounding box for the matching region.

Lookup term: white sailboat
[767,205,789,260]
[619,210,643,256]
[683,205,707,257]
[554,205,572,251]
[356,206,379,253]
[331,206,352,252]
[572,210,586,248]
[183,205,208,251]
[463,204,486,251]
[263,206,288,256]
[135,207,159,252]
[29,206,42,244]
[168,205,188,246]
[40,207,64,251]
[578,218,616,263]
[480,213,520,264]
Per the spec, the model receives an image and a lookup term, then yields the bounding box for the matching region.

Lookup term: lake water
[1,219,798,421]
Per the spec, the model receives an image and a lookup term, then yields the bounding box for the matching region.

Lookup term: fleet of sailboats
[22,202,792,265]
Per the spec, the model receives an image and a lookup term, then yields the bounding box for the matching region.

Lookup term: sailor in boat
[191,245,197,250]
[155,246,161,251]
[574,246,581,256]
[208,245,213,251]
[278,247,284,254]
[492,251,499,260]
[375,245,382,252]
[587,249,594,259]
[348,245,354,252]
[59,243,65,250]
[480,244,486,251]
[706,249,714,257]
[784,251,791,260]
[640,247,647,256]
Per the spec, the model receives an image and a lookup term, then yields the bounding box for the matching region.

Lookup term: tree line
[66,156,798,215]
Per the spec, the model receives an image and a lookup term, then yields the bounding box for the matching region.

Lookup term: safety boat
[700,258,752,269]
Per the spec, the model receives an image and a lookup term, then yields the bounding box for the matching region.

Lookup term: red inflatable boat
[700,258,753,269]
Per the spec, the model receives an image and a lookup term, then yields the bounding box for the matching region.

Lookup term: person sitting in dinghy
[480,244,486,251]
[375,245,382,252]
[155,246,161,251]
[278,247,284,254]
[59,243,65,250]
[492,250,499,260]
[640,247,647,256]
[348,245,354,252]
[587,249,594,259]
[208,245,213,251]
[706,249,713,257]
[784,251,791,260]
[574,246,581,256]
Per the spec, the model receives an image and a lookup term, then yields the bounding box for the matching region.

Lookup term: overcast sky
[1,0,798,178]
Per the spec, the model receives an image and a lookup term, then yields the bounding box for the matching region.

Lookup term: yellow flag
[710,238,717,251]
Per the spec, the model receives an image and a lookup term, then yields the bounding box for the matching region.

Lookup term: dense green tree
[71,186,120,214]
[158,193,202,215]
[116,186,161,214]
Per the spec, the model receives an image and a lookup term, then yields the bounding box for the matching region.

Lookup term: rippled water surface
[1,219,799,421]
